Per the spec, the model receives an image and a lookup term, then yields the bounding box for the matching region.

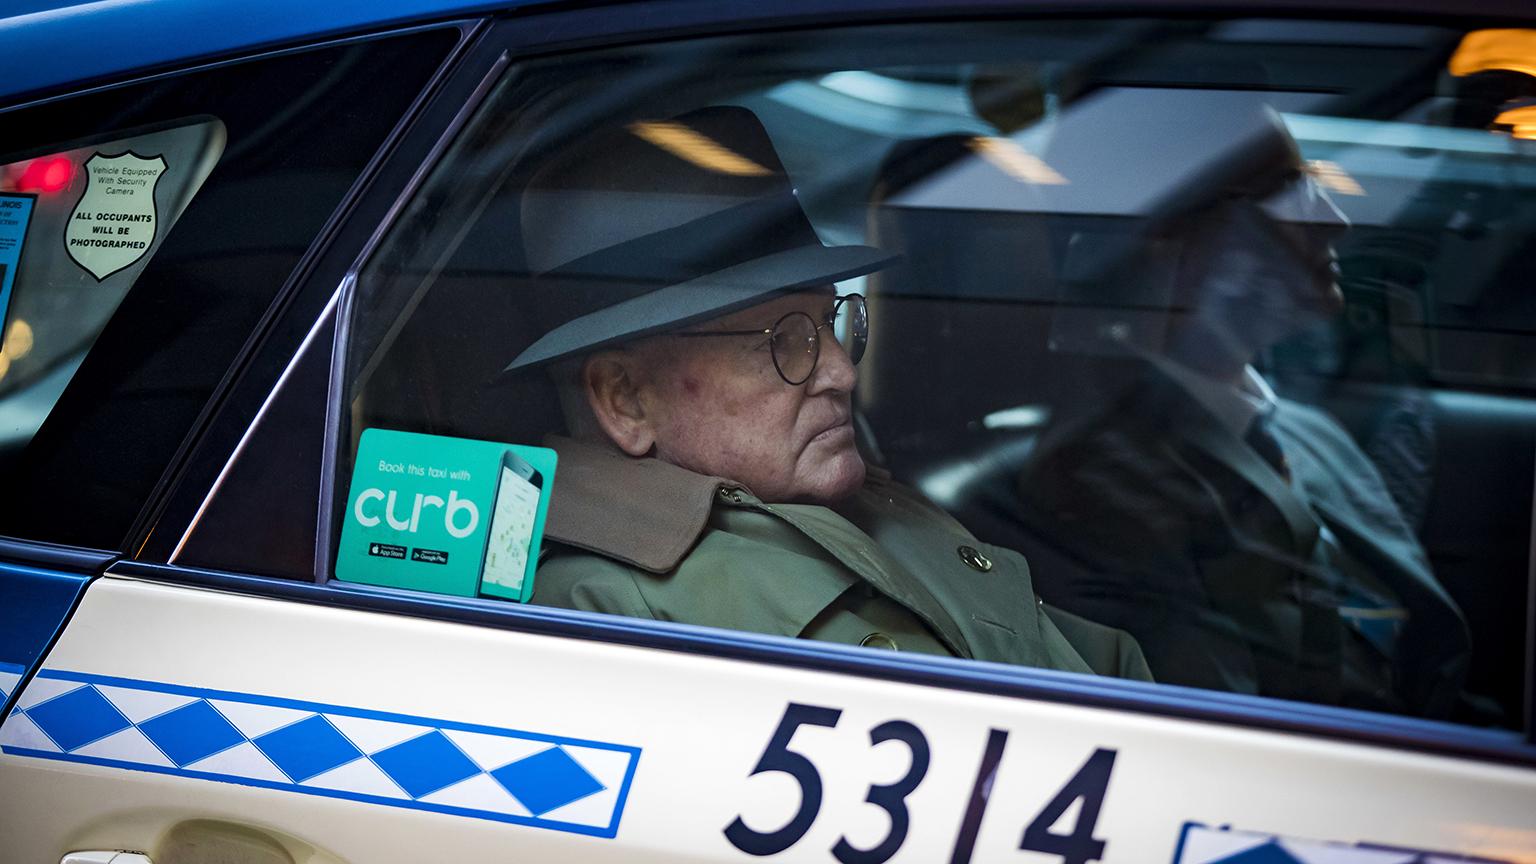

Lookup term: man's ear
[582,351,657,457]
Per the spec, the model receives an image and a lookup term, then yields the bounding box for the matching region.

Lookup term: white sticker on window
[64,151,167,281]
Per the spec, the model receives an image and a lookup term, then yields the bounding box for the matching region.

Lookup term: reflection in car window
[343,19,1533,727]
[0,30,458,553]
[0,120,224,463]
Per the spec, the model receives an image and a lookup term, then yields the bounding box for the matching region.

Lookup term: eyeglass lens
[770,294,867,385]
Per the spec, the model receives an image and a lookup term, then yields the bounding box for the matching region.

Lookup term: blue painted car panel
[0,0,519,105]
[0,561,92,711]
[8,0,1531,109]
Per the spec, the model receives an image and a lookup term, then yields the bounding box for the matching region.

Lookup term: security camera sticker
[64,151,166,281]
[337,429,556,601]
[0,192,35,332]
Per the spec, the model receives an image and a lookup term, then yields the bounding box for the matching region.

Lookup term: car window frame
[0,20,480,566]
[104,19,488,566]
[129,0,1536,762]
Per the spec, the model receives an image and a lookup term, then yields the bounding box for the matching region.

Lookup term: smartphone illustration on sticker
[480,450,543,594]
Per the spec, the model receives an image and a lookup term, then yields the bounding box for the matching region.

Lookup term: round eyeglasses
[675,293,868,385]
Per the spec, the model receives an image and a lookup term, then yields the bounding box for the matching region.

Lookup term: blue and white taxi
[1,0,1534,862]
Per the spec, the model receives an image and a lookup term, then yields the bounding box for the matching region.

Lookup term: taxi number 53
[725,702,1117,863]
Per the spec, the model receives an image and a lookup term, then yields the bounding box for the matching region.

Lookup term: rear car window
[338,19,1534,729]
[1,118,223,471]
[0,29,457,550]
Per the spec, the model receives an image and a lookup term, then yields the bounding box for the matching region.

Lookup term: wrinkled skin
[591,289,866,504]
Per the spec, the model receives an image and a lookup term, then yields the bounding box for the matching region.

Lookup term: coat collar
[541,435,902,575]
[540,436,728,573]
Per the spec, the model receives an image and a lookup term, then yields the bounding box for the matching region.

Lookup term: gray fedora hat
[882,88,1332,223]
[505,106,898,373]
[880,88,1344,285]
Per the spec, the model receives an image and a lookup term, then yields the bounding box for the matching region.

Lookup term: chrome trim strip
[169,288,342,563]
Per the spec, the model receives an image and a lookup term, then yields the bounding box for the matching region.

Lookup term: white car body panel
[2,577,1532,863]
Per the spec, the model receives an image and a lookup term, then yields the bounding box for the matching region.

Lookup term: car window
[0,28,457,551]
[0,119,224,475]
[338,18,1533,728]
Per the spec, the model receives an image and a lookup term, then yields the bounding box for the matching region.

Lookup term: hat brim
[505,242,898,373]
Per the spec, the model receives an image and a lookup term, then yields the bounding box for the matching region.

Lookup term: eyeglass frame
[672,292,868,386]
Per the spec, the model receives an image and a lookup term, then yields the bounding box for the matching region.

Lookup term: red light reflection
[14,157,75,193]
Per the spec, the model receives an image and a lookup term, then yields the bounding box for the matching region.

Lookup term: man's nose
[807,327,857,394]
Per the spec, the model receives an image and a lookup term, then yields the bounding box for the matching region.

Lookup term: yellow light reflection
[1449,29,1536,78]
[4,319,33,360]
[968,137,1068,185]
[1494,105,1536,140]
[1451,823,1536,863]
[0,350,9,383]
[1306,160,1366,196]
[628,122,773,176]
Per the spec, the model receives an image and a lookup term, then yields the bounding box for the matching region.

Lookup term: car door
[5,3,1536,864]
[0,12,481,862]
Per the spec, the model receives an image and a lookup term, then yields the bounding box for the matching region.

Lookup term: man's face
[633,289,866,504]
[1175,171,1349,365]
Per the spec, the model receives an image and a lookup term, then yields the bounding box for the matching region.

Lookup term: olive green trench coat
[531,438,1151,680]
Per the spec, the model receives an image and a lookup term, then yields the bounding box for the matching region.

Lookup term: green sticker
[336,429,556,602]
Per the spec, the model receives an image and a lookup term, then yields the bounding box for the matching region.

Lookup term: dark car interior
[335,18,1534,727]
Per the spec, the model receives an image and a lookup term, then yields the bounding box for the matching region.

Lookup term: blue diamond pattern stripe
[6,670,641,838]
[23,685,131,751]
[138,700,245,767]
[370,730,482,799]
[253,715,363,783]
[490,746,606,816]
[1209,843,1303,864]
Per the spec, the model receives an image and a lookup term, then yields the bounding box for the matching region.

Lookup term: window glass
[0,29,457,551]
[0,119,224,461]
[343,19,1533,728]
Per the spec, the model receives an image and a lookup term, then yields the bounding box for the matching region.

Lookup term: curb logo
[65,151,167,281]
[354,487,480,539]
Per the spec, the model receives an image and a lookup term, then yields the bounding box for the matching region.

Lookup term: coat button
[860,633,899,650]
[957,545,992,572]
[717,487,743,504]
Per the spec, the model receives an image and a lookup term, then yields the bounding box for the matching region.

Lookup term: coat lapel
[765,497,975,658]
[1147,374,1321,556]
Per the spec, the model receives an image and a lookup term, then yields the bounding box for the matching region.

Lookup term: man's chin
[797,450,867,504]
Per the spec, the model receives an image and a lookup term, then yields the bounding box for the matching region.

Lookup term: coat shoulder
[531,546,659,620]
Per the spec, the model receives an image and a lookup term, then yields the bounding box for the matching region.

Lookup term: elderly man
[508,106,1149,680]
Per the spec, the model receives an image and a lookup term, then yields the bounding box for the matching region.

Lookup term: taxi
[2,0,1535,862]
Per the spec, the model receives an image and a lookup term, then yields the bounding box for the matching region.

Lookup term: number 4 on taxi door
[724,702,1117,864]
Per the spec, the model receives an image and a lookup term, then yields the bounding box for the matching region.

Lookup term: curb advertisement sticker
[0,192,36,330]
[337,429,556,601]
